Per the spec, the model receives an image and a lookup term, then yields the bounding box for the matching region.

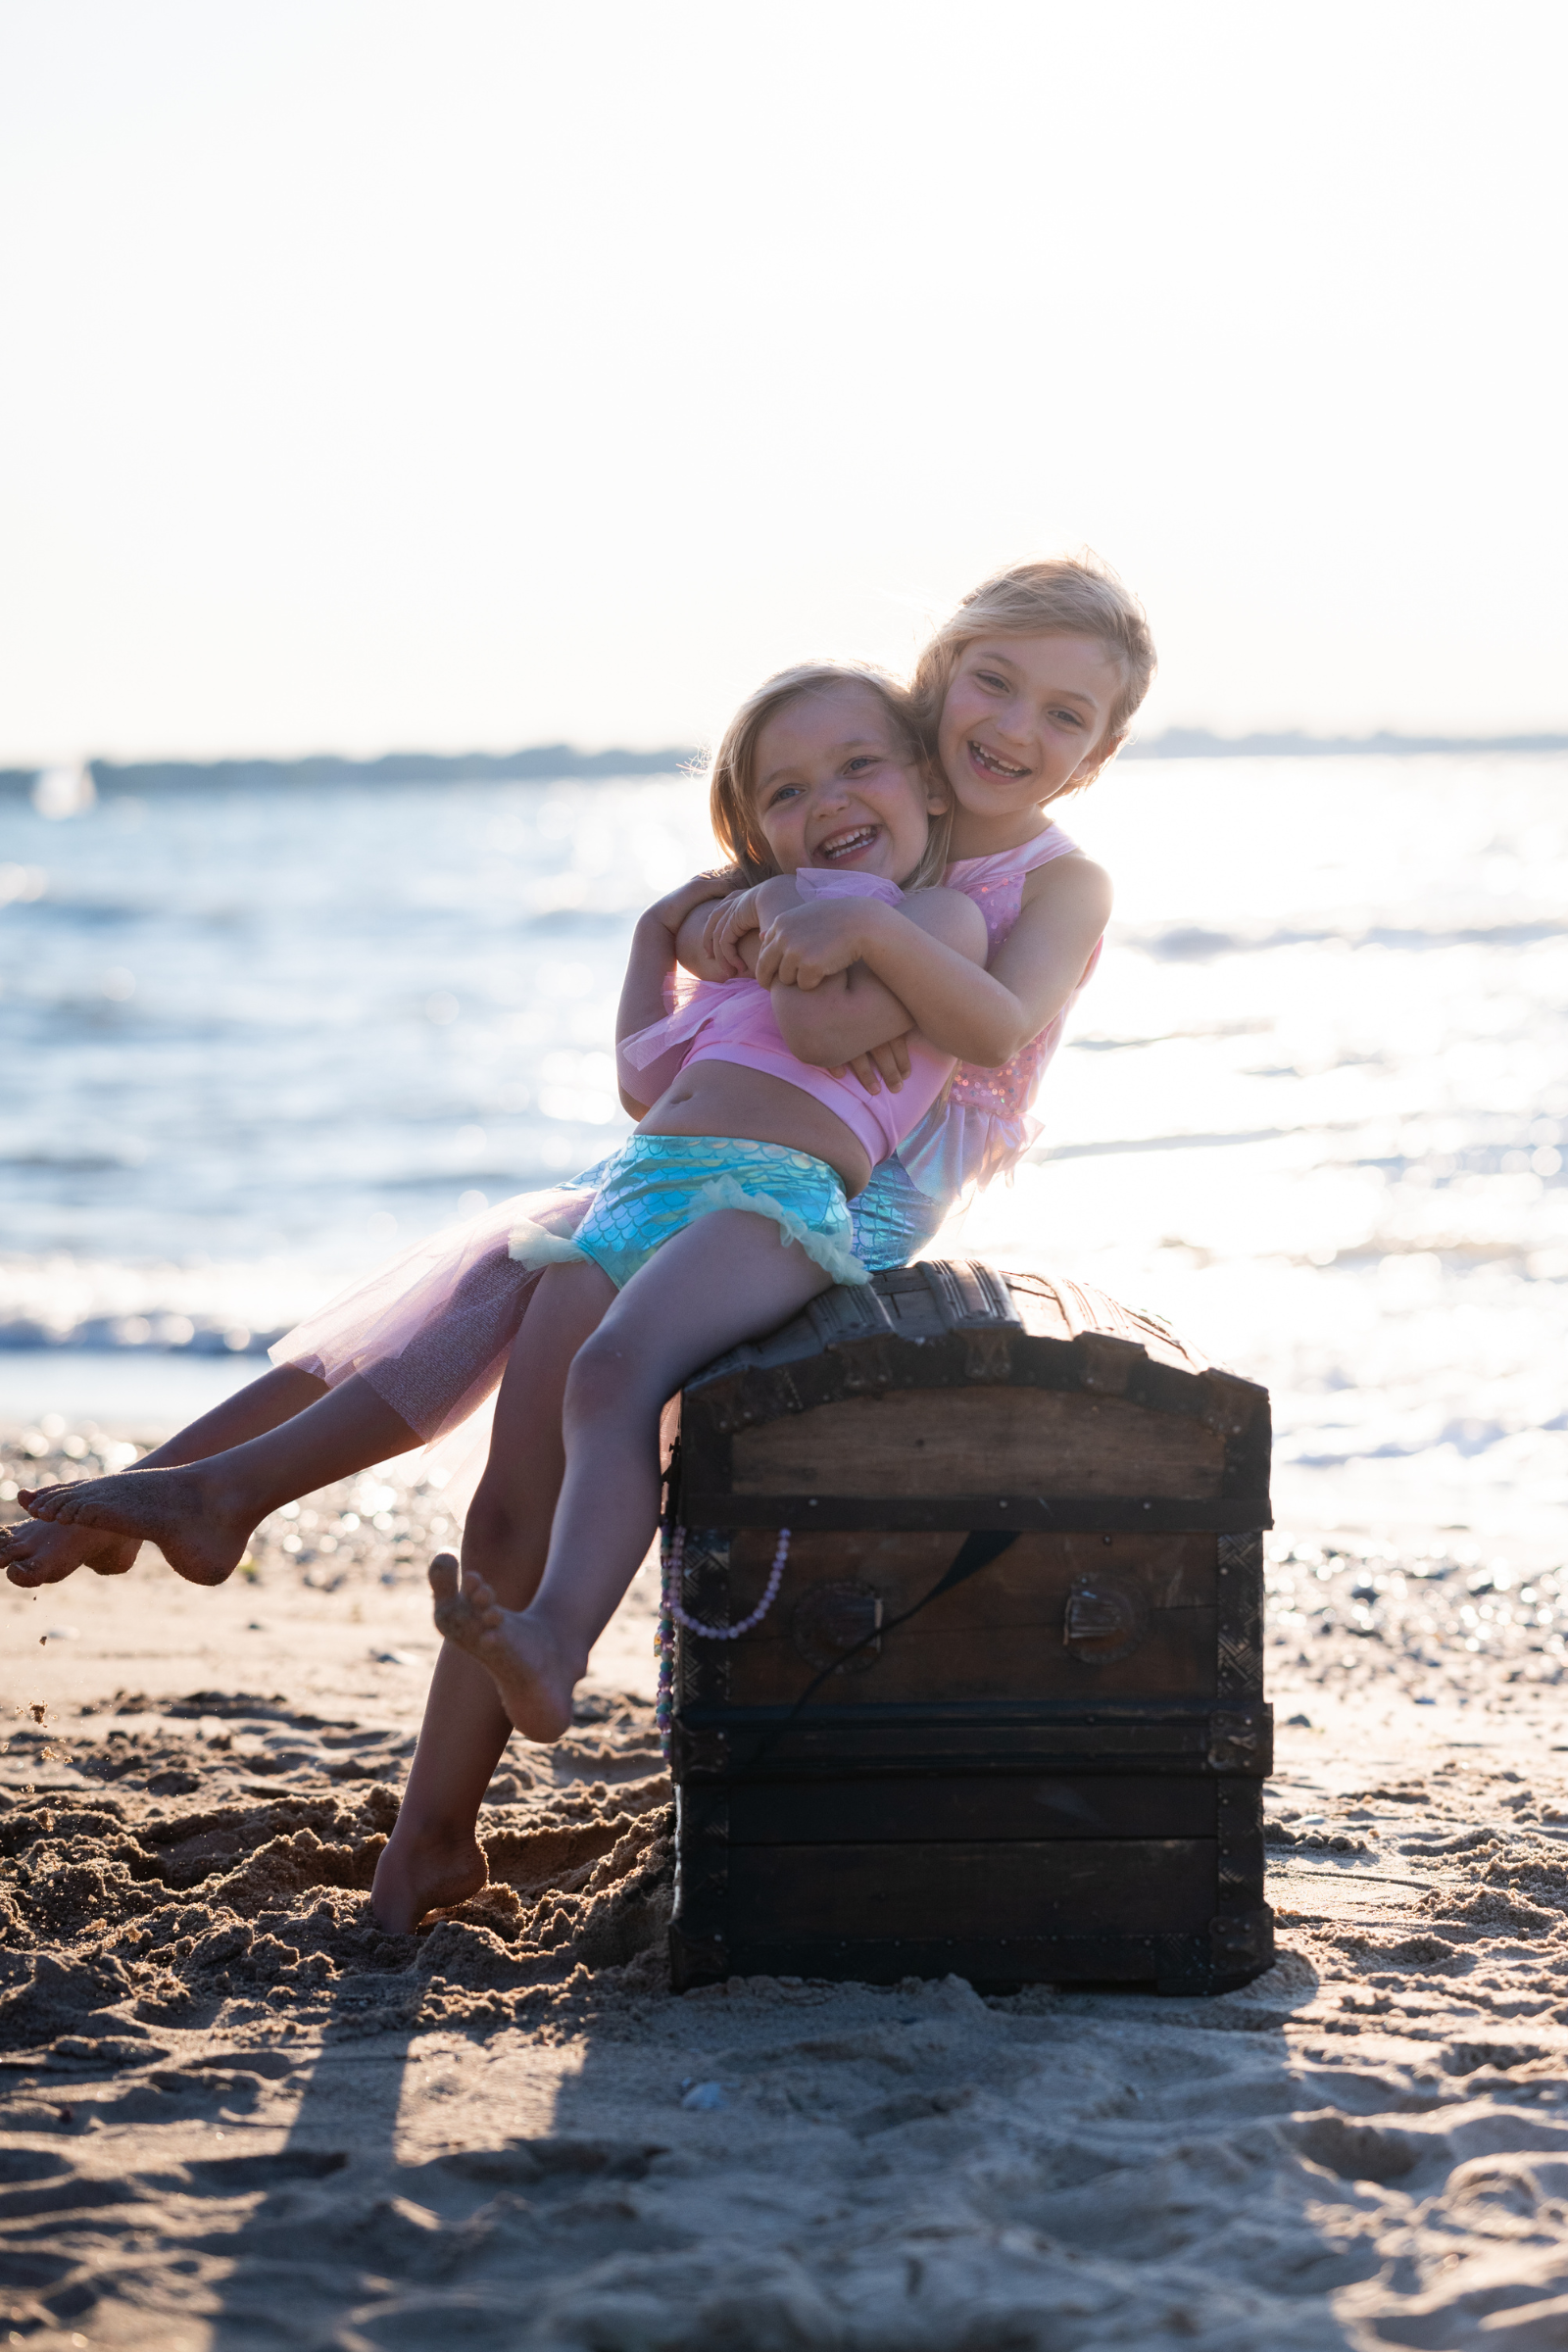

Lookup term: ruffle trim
[689,1173,870,1288]
[508,1218,593,1270]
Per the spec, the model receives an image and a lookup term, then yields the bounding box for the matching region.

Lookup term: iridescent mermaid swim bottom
[509,1133,869,1292]
[850,1152,945,1269]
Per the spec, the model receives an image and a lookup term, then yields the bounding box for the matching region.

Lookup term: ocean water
[3,755,1564,1546]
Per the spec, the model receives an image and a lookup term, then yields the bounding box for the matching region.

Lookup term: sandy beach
[5,0,1564,2337]
[4,1422,1567,2350]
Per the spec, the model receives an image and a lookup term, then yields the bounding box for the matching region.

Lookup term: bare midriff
[637,1063,872,1197]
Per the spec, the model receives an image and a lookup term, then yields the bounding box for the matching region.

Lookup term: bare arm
[758,888,1007,1064]
[980,856,1114,1054]
[699,887,913,1091]
[696,885,768,977]
[672,892,751,983]
[615,871,739,1116]
[758,856,1113,1067]
[768,889,990,1069]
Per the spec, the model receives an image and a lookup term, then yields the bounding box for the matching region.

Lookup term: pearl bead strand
[656,1523,792,1755]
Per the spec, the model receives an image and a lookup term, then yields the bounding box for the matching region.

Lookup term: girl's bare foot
[428,1553,577,1743]
[1,1515,140,1589]
[18,1466,255,1587]
[370,1820,488,1934]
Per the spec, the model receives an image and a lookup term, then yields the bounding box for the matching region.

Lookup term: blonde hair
[910,555,1156,790]
[707,662,951,891]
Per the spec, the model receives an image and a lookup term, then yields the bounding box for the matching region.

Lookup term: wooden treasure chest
[665,1262,1273,1996]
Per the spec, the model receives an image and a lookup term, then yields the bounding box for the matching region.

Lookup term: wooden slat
[681,1494,1271,1535]
[805,1285,899,1348]
[689,1532,1216,1708]
[1007,1273,1207,1373]
[724,1774,1217,1845]
[704,1935,1175,1990]
[726,1838,1217,1941]
[918,1259,1024,1332]
[728,1608,1222,1702]
[730,1386,1227,1499]
[688,1925,1271,1992]
[670,1700,1274,1782]
[725,1608,1216,1708]
[725,1528,1217,1615]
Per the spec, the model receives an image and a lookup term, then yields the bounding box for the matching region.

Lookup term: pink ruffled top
[618,867,958,1168]
[897,823,1101,1201]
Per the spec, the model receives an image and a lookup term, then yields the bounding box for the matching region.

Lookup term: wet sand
[5,1424,1568,2349]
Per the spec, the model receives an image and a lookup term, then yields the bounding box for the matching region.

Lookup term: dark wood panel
[681,1926,1271,1993]
[697,1530,1219,1709]
[726,1838,1216,1942]
[685,1933,1219,1992]
[672,1700,1275,1783]
[724,1607,1217,1708]
[680,1494,1272,1534]
[724,1774,1217,1846]
[724,1529,1218,1617]
[731,1387,1227,1499]
[676,1264,1273,1530]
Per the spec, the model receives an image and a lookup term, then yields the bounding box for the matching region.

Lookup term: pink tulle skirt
[270,1172,604,1452]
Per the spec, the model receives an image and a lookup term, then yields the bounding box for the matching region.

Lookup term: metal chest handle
[728,1527,1022,1777]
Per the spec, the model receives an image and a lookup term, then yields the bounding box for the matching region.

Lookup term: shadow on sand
[186,1950,1420,2352]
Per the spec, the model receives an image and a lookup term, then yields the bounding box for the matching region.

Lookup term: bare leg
[368,1642,509,1929]
[16,1373,419,1587]
[144,1364,332,1461]
[433,1213,833,1740]
[371,1262,615,1932]
[2,1366,330,1589]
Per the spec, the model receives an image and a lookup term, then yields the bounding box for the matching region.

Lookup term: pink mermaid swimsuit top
[897,822,1102,1200]
[618,869,956,1169]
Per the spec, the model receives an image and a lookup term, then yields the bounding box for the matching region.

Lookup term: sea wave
[3,752,1566,1535]
[0,1313,282,1356]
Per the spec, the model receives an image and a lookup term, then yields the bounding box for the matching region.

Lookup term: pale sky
[2,0,1564,762]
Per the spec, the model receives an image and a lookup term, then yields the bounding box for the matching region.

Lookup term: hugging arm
[615,870,739,1115]
[674,882,916,1097]
[978,856,1113,1049]
[698,886,768,977]
[758,856,1112,1067]
[766,887,991,1069]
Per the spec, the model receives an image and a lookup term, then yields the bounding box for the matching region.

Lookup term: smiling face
[938,632,1128,844]
[750,681,947,884]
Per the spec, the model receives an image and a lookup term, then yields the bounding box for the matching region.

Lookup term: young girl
[12,556,1154,1926]
[424,662,995,1746]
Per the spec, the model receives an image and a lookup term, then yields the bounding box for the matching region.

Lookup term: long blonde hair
[911,556,1157,790]
[707,662,951,890]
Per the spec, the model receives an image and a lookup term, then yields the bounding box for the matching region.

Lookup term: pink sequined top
[617,868,957,1167]
[897,823,1101,1201]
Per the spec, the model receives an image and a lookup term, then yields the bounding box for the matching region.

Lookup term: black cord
[727,1528,1020,1778]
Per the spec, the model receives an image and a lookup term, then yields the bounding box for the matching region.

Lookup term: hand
[827,1035,912,1096]
[756,899,872,992]
[702,887,765,975]
[648,868,742,939]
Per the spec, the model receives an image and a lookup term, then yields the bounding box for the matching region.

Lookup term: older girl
[14,555,1155,1927]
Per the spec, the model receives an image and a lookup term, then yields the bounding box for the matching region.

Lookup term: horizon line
[3,724,1567,790]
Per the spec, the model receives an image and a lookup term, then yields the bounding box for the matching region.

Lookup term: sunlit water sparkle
[2,755,1564,1546]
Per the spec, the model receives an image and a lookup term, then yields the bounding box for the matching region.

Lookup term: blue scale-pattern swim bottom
[849,1152,947,1271]
[509,1133,868,1292]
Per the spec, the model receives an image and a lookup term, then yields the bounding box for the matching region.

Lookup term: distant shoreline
[3,726,1566,794]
